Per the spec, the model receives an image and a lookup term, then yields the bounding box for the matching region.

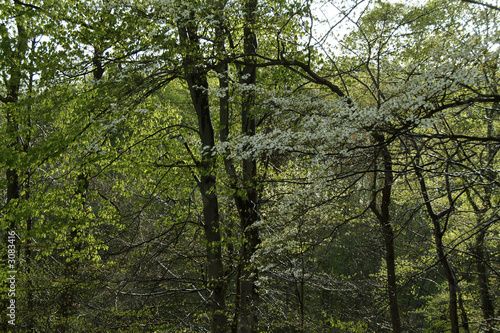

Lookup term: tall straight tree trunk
[369,134,402,333]
[214,20,241,333]
[188,63,227,333]
[179,16,227,333]
[237,1,260,332]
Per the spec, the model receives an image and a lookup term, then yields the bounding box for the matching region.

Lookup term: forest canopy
[1,0,499,332]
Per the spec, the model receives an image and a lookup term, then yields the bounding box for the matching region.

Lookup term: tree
[1,0,499,332]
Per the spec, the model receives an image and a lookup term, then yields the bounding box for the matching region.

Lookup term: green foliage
[0,0,499,331]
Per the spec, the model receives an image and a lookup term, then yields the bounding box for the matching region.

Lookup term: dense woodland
[1,0,499,332]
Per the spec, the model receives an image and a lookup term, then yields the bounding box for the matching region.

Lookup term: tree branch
[461,0,500,11]
[236,56,347,98]
[13,0,42,10]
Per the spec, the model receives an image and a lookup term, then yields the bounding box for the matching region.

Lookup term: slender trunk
[192,76,227,332]
[232,264,242,333]
[383,223,400,333]
[237,203,259,333]
[415,157,460,333]
[434,229,460,333]
[370,135,402,333]
[179,16,227,332]
[458,292,470,333]
[238,1,260,332]
[217,50,239,333]
[298,274,305,332]
[476,229,495,332]
[201,184,227,333]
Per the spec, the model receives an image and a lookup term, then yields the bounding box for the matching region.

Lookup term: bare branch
[462,0,500,11]
[13,0,42,10]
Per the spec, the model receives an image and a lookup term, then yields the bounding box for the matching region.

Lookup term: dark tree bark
[178,15,228,333]
[414,156,460,333]
[237,1,260,332]
[369,134,402,333]
[214,0,260,330]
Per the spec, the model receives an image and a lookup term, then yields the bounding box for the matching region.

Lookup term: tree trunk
[370,136,402,333]
[189,71,227,333]
[238,1,260,331]
[179,16,227,332]
[434,229,460,333]
[383,223,401,333]
[476,229,495,333]
[415,158,460,333]
[458,292,470,333]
